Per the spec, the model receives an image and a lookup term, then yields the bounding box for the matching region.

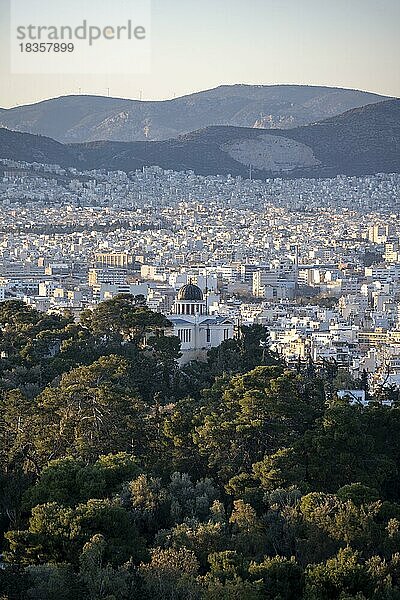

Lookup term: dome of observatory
[177,283,204,301]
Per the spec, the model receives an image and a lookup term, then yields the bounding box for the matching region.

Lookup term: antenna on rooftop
[139,90,143,101]
[205,267,209,316]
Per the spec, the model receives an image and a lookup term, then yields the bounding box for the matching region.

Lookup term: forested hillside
[1,295,400,599]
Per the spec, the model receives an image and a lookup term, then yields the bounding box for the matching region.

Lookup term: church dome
[177,283,204,301]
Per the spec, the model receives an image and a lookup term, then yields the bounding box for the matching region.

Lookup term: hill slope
[0,85,389,143]
[0,99,399,180]
[0,127,76,166]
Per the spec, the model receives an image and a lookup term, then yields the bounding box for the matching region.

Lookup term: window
[224,328,229,340]
[179,328,192,343]
[206,328,211,343]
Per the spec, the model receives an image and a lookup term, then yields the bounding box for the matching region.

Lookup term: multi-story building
[94,253,135,269]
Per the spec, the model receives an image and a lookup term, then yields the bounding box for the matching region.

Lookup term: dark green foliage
[2,299,400,599]
[249,555,304,599]
[0,565,31,600]
[253,403,398,496]
[25,564,84,600]
[5,499,147,567]
[336,484,380,506]
[195,365,325,480]
[207,324,280,376]
[23,454,141,508]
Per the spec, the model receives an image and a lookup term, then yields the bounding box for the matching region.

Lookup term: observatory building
[167,282,234,365]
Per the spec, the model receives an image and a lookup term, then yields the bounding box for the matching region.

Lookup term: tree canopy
[1,298,400,599]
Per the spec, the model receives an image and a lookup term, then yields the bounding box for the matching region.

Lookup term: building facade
[167,282,234,365]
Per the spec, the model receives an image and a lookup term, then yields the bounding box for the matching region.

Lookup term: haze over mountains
[1,99,399,180]
[0,84,389,143]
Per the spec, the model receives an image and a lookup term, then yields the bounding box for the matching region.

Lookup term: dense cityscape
[1,159,400,394]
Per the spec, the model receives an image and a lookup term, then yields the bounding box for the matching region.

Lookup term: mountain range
[0,97,399,181]
[0,84,389,143]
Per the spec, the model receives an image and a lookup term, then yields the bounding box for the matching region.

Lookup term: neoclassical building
[167,282,235,364]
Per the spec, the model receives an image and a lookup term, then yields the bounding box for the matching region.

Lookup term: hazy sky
[0,0,399,107]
